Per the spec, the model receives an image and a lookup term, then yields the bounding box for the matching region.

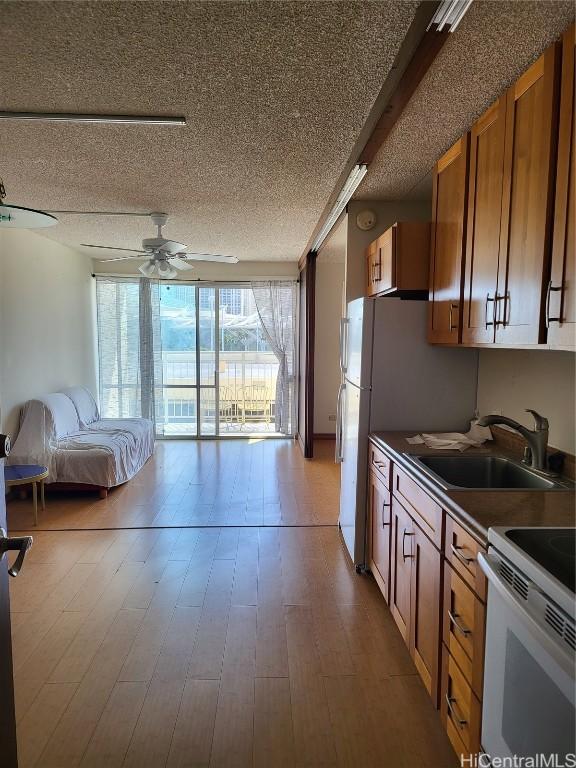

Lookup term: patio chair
[238,385,272,430]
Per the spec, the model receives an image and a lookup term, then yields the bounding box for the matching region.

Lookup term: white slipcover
[9,393,154,488]
[61,386,100,427]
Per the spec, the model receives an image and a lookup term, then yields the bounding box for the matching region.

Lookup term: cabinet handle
[451,544,475,566]
[546,280,562,328]
[445,694,468,729]
[402,529,414,560]
[449,303,458,332]
[376,248,382,282]
[485,293,495,330]
[448,610,471,637]
[381,500,391,528]
[372,460,387,469]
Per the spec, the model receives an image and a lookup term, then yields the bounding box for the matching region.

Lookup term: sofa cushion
[61,386,100,427]
[40,394,81,438]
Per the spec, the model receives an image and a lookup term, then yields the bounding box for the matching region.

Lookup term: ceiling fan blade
[168,257,195,271]
[175,251,239,264]
[80,244,145,253]
[98,256,144,262]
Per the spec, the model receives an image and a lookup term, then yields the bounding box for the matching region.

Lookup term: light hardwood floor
[7,440,340,531]
[8,439,458,767]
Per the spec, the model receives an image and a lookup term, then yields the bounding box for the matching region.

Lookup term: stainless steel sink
[405,454,570,491]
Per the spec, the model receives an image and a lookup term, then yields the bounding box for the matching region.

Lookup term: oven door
[479,551,575,763]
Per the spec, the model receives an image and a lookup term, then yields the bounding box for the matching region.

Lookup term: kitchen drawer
[443,562,485,698]
[445,515,486,600]
[392,465,443,548]
[369,442,391,488]
[441,646,482,757]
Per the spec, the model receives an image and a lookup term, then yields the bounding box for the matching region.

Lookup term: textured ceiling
[0,0,419,261]
[356,0,575,201]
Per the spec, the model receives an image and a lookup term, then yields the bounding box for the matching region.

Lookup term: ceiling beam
[299,1,448,259]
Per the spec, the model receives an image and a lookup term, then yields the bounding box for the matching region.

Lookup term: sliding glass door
[160,285,280,436]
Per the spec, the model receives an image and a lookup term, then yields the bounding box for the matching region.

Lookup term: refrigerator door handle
[335,382,345,463]
[339,318,349,374]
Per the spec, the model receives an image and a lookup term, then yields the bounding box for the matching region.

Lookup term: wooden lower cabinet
[411,523,442,702]
[368,453,488,758]
[368,469,391,602]
[390,497,413,644]
[390,497,442,703]
[441,645,482,758]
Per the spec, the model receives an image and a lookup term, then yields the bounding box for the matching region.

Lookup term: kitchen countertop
[370,431,576,546]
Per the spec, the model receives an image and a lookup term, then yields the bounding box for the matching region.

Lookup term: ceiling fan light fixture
[138,261,156,278]
[157,261,178,279]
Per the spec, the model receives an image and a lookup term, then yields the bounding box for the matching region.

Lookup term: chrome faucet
[477,409,550,474]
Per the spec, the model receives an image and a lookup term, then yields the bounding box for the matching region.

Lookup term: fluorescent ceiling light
[311,163,368,253]
[0,112,186,126]
[427,0,473,32]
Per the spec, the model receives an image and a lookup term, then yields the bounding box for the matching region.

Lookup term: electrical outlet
[328,415,337,422]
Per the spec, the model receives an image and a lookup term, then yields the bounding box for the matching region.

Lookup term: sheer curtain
[251,281,298,435]
[96,276,165,435]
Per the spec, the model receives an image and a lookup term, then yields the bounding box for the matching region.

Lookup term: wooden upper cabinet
[428,136,469,344]
[365,222,430,298]
[549,24,575,349]
[496,43,561,345]
[462,97,507,344]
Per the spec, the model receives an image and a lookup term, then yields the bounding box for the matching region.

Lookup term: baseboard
[314,433,336,440]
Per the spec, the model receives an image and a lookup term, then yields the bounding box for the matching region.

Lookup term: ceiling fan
[82,212,238,278]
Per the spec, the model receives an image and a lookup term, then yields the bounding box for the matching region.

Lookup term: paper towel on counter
[406,420,493,452]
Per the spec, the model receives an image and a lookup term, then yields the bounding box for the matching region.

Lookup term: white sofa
[8,388,154,496]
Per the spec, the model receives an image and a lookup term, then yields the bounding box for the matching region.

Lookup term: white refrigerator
[336,297,479,569]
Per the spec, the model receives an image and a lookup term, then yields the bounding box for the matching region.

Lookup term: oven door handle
[478,553,574,676]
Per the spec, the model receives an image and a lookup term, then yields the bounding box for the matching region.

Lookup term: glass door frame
[161,283,219,438]
[160,279,296,440]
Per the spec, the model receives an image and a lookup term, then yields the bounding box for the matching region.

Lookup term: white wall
[314,216,346,436]
[477,349,576,455]
[92,258,298,281]
[0,229,97,437]
[314,261,345,434]
[345,199,431,302]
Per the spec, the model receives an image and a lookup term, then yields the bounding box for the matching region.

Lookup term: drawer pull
[372,460,387,468]
[445,694,467,729]
[448,610,471,637]
[451,544,475,566]
[381,500,391,528]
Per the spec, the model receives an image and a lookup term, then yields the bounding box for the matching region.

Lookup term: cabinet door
[366,242,377,297]
[496,44,560,344]
[549,24,575,349]
[410,524,442,704]
[462,97,507,344]
[369,470,391,602]
[390,498,413,643]
[376,228,394,293]
[428,136,469,344]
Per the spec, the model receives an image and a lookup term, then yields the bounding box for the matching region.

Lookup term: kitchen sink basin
[405,455,569,491]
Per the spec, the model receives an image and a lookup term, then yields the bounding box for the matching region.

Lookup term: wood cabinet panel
[440,646,482,756]
[369,442,391,488]
[496,44,561,344]
[369,470,391,603]
[410,524,442,704]
[428,136,469,344]
[549,24,575,349]
[390,497,413,643]
[463,97,507,344]
[392,466,443,548]
[365,222,430,297]
[443,562,485,699]
[444,516,486,601]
